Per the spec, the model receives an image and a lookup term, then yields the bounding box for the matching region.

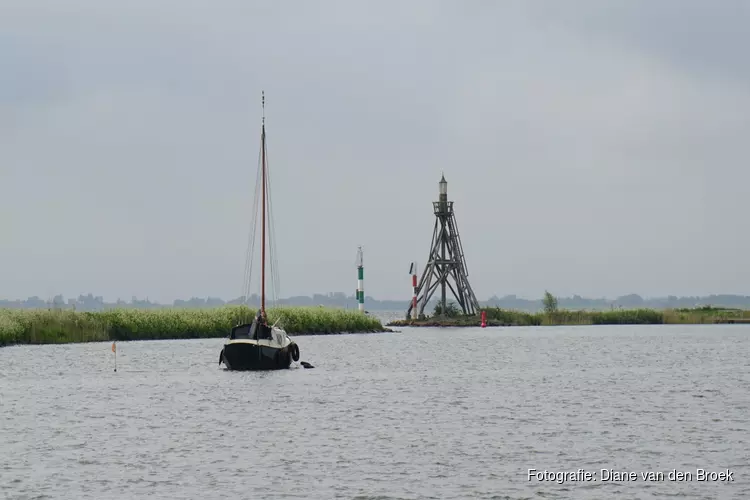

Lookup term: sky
[2,0,750,303]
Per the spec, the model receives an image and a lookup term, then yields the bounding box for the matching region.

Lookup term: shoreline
[3,305,746,346]
[386,306,750,328]
[0,305,389,347]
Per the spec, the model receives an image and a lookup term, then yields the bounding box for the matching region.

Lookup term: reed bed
[387,306,750,327]
[0,306,385,346]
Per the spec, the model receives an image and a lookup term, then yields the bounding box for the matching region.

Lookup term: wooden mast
[260,91,266,317]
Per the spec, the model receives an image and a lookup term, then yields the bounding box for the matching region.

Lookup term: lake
[1,324,748,499]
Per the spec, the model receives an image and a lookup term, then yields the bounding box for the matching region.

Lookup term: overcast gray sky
[2,0,749,303]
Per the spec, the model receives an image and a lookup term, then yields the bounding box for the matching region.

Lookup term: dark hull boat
[219,91,302,371]
[220,313,300,371]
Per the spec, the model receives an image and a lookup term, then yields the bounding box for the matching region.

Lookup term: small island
[387,293,750,328]
[0,305,388,346]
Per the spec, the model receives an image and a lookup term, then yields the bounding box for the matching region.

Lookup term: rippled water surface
[2,324,749,499]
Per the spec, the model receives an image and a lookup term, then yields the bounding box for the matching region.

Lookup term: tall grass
[0,305,385,346]
[388,306,750,327]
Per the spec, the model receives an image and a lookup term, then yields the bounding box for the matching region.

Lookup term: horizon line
[3,291,750,304]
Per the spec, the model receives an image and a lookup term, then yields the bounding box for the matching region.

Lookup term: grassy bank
[387,306,750,327]
[0,306,386,346]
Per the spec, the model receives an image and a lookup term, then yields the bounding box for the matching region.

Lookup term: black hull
[221,342,292,371]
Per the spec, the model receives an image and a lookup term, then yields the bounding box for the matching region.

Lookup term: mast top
[262,90,265,126]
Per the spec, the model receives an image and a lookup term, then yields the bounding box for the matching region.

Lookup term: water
[1,324,749,499]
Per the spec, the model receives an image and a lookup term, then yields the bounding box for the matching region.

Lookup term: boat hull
[221,341,292,371]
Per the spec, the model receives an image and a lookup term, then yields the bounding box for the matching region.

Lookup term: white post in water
[356,246,365,313]
[112,341,117,372]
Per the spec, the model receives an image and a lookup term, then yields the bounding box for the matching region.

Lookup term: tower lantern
[438,174,448,213]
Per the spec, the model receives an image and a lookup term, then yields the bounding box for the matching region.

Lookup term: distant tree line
[2,292,750,312]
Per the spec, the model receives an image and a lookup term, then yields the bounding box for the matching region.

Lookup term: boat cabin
[229,317,273,340]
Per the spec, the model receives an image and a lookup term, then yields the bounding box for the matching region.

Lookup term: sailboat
[219,92,300,371]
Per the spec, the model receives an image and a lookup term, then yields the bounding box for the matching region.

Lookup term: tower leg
[440,220,447,315]
[411,272,418,319]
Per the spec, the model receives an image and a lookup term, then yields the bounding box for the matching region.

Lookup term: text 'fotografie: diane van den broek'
[528,468,734,483]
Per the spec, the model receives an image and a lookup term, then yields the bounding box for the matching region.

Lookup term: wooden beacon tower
[407,174,480,319]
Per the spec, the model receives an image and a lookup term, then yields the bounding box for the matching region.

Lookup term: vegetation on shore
[387,301,750,328]
[0,306,386,346]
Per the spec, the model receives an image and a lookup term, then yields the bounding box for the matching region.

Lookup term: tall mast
[260,91,267,316]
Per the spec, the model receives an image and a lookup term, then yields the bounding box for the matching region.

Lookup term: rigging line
[262,95,282,314]
[272,183,281,305]
[261,104,281,312]
[251,127,266,303]
[264,127,274,307]
[263,127,278,308]
[268,195,276,306]
[268,165,279,307]
[249,177,262,302]
[265,140,281,307]
[269,168,280,305]
[243,146,262,302]
[242,139,264,304]
[266,173,274,306]
[243,143,261,288]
